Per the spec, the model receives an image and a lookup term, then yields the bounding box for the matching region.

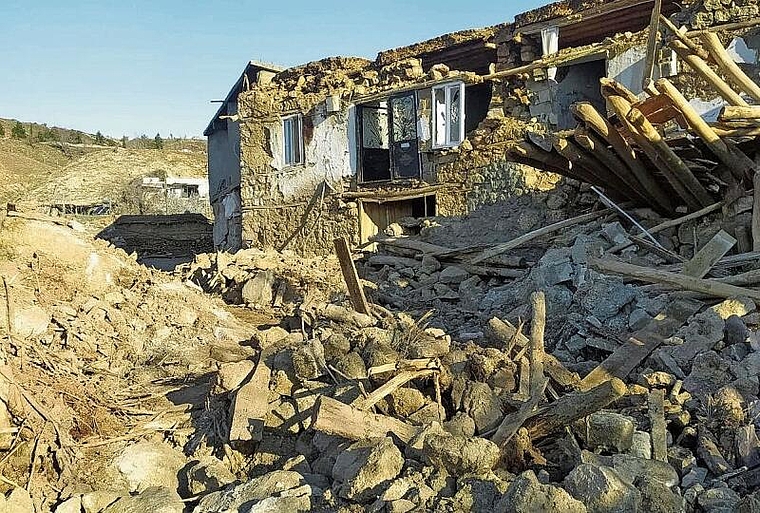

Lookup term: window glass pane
[433,87,447,147]
[283,118,293,164]
[362,106,389,149]
[448,85,462,144]
[391,95,416,142]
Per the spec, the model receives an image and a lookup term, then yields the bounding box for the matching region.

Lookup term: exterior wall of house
[208,102,243,251]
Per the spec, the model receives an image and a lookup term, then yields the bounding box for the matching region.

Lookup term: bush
[154,133,163,150]
[95,131,106,145]
[11,121,26,139]
[0,123,5,137]
[70,132,83,144]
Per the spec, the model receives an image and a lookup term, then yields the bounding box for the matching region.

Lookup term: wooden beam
[312,395,419,443]
[589,257,760,301]
[754,173,760,252]
[700,31,760,103]
[529,291,546,395]
[578,297,702,391]
[642,0,663,89]
[656,78,754,181]
[670,40,748,107]
[334,237,371,315]
[551,136,636,198]
[659,14,709,60]
[648,389,668,462]
[352,369,437,411]
[719,105,760,122]
[571,102,672,212]
[627,107,714,208]
[681,229,736,278]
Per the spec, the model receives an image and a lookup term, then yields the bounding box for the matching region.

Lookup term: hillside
[0,138,75,203]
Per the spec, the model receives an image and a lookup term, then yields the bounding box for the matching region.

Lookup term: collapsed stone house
[206,0,760,255]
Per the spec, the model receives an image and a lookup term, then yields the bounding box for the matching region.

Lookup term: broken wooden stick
[491,377,548,447]
[659,14,708,60]
[525,378,627,440]
[529,291,546,395]
[648,389,668,462]
[681,229,737,278]
[720,105,760,121]
[334,237,371,315]
[642,0,663,89]
[312,395,419,443]
[353,369,437,411]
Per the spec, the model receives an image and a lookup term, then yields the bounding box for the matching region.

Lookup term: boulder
[0,488,34,513]
[332,437,404,502]
[580,411,635,453]
[113,441,186,493]
[438,266,469,285]
[497,471,587,513]
[102,487,184,513]
[636,475,683,513]
[241,270,275,307]
[193,470,313,512]
[181,458,236,497]
[697,486,741,513]
[564,464,642,513]
[421,433,499,475]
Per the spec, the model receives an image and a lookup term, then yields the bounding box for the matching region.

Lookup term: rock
[0,488,34,513]
[636,475,683,513]
[439,266,470,285]
[563,464,642,513]
[575,276,637,322]
[738,490,760,513]
[103,487,184,513]
[713,386,745,427]
[54,496,82,513]
[668,310,725,370]
[388,387,426,417]
[628,308,652,331]
[668,446,697,477]
[217,360,255,392]
[332,437,404,502]
[697,486,741,513]
[333,351,367,379]
[241,270,275,307]
[194,470,313,512]
[585,453,680,488]
[712,297,756,319]
[291,339,326,381]
[421,433,500,475]
[681,467,707,488]
[629,431,652,460]
[113,441,186,493]
[420,255,441,274]
[461,381,502,433]
[581,411,635,453]
[81,491,122,513]
[181,458,236,497]
[638,371,676,388]
[683,351,733,395]
[444,412,476,437]
[601,222,631,245]
[497,470,587,513]
[10,305,50,338]
[532,249,574,287]
[323,333,351,361]
[724,315,748,345]
[450,474,510,512]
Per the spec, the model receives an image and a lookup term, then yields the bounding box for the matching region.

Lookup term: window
[432,82,465,148]
[180,184,200,198]
[283,114,304,166]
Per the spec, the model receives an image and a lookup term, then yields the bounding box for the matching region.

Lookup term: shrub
[11,121,26,139]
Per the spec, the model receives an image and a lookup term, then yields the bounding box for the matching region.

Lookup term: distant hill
[0,117,207,207]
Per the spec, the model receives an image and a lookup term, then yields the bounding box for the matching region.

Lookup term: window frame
[282,114,304,166]
[431,81,466,149]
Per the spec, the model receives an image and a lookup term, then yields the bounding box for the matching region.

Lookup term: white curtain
[541,26,560,81]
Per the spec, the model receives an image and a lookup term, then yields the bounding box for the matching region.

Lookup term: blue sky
[0,0,544,138]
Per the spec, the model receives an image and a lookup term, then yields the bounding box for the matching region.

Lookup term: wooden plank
[719,105,760,121]
[681,229,736,278]
[334,237,370,315]
[525,378,627,440]
[491,378,548,446]
[642,0,663,89]
[578,297,702,391]
[648,389,668,462]
[470,210,608,264]
[312,395,418,443]
[590,257,760,301]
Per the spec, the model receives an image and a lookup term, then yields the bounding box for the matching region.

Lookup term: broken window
[283,114,304,166]
[180,184,200,198]
[432,82,465,148]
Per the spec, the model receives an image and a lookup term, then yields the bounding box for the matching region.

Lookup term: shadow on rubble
[96,213,213,271]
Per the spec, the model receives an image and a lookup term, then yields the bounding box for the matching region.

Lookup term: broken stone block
[333,351,367,379]
[497,471,587,513]
[439,266,469,285]
[0,488,34,513]
[181,458,236,497]
[388,387,426,418]
[461,381,503,433]
[724,315,749,346]
[681,467,708,488]
[683,351,733,395]
[531,248,574,287]
[582,452,679,488]
[443,412,476,437]
[563,464,642,513]
[579,411,635,453]
[668,446,697,477]
[420,255,441,274]
[636,475,684,513]
[291,339,326,381]
[601,221,631,245]
[628,308,652,331]
[575,275,637,322]
[735,425,760,468]
[332,437,403,503]
[217,360,255,392]
[713,386,746,427]
[103,487,184,513]
[193,470,313,512]
[697,486,741,513]
[712,297,756,320]
[629,431,652,460]
[241,270,275,307]
[113,441,186,493]
[323,333,351,361]
[639,371,676,389]
[421,433,499,475]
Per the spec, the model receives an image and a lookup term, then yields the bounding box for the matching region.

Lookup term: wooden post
[642,0,663,89]
[525,378,627,440]
[529,291,546,395]
[578,297,701,391]
[312,395,419,443]
[334,236,371,315]
[670,40,749,107]
[626,107,714,208]
[700,31,760,102]
[656,78,755,180]
[720,105,760,121]
[571,102,672,212]
[681,229,736,278]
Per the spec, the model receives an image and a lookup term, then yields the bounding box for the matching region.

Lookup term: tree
[95,131,106,145]
[121,136,128,148]
[0,123,5,137]
[71,132,83,144]
[154,133,163,150]
[11,121,26,139]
